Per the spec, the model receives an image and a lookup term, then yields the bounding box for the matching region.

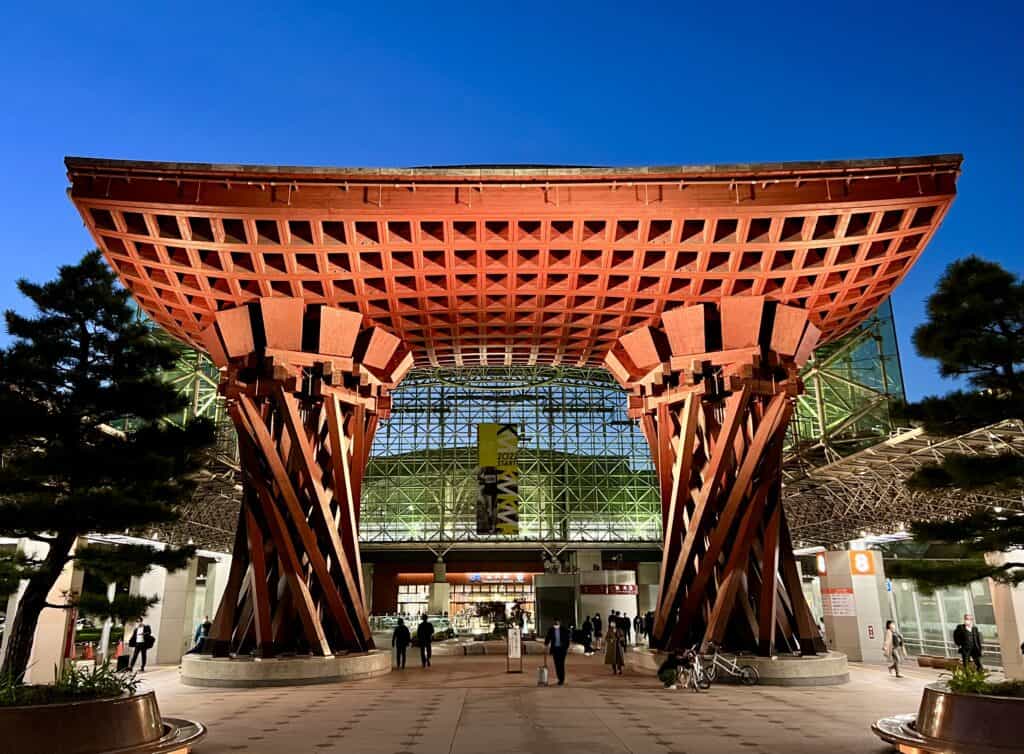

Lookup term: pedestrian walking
[883,619,905,678]
[392,617,411,669]
[953,613,984,670]
[604,625,625,675]
[593,613,603,650]
[644,611,654,645]
[633,614,642,645]
[544,619,572,686]
[622,613,632,645]
[581,616,594,655]
[417,614,434,668]
[128,624,154,672]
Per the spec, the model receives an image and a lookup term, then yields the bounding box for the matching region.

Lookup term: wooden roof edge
[64,153,964,186]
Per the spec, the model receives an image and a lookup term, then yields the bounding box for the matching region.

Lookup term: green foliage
[0,660,138,707]
[887,511,1024,590]
[945,663,991,693]
[907,452,1024,490]
[75,543,197,585]
[944,664,1024,698]
[911,255,1024,398]
[76,592,159,624]
[0,250,214,678]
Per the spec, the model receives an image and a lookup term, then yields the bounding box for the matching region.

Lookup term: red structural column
[606,298,826,656]
[199,298,412,656]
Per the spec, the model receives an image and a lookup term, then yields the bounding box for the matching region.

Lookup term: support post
[606,298,825,655]
[200,299,412,656]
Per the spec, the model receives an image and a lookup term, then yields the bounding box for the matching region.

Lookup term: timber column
[197,298,412,657]
[605,298,826,656]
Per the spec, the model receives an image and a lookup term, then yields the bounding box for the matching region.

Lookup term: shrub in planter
[0,660,138,707]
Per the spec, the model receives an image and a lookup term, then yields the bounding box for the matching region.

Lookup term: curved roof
[66,154,960,367]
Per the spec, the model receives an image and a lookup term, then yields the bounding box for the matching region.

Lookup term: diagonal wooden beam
[757,501,782,656]
[653,392,699,637]
[245,507,274,657]
[208,501,250,657]
[275,387,372,644]
[238,394,365,649]
[671,393,791,640]
[702,469,773,647]
[653,386,751,639]
[232,401,333,656]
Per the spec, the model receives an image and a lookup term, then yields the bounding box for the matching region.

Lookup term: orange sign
[849,550,875,575]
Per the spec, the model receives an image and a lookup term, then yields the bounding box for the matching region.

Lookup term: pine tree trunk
[0,534,77,681]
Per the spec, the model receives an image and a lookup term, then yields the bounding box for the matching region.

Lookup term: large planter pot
[0,690,205,754]
[873,683,1024,753]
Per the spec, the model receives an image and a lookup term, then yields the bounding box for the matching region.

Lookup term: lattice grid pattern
[361,367,661,543]
[67,156,959,367]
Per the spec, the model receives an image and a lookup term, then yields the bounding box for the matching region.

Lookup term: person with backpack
[391,617,411,669]
[883,619,906,678]
[417,614,435,668]
[128,623,154,672]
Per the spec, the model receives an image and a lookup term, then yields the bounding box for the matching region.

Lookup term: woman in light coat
[604,626,625,675]
[883,619,905,678]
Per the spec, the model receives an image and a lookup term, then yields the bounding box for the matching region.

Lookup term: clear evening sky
[1,2,1020,400]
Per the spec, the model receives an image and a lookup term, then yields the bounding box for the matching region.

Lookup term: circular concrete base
[740,651,849,686]
[180,650,392,688]
[626,649,848,686]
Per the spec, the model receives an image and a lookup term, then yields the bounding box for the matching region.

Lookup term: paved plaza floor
[143,652,941,754]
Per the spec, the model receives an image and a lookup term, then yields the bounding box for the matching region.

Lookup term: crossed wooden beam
[197,298,412,656]
[606,298,827,655]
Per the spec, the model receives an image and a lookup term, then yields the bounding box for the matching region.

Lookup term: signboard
[849,550,876,575]
[822,587,856,617]
[580,584,638,595]
[507,627,523,673]
[476,423,520,535]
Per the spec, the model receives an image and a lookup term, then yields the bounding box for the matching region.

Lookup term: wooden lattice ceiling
[66,155,961,367]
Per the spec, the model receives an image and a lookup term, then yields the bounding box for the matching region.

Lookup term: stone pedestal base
[180,650,392,688]
[738,651,849,686]
[627,648,849,686]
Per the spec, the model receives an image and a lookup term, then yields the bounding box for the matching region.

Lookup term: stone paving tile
[138,653,938,753]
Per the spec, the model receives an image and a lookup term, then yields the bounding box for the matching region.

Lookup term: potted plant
[0,660,205,754]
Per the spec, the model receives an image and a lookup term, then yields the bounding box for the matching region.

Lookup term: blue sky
[0,1,1020,400]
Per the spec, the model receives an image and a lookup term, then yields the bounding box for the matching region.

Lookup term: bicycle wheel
[739,665,759,686]
[704,662,718,683]
[697,667,712,689]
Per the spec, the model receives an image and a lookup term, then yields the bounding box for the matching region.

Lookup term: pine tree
[885,511,1024,590]
[891,255,1024,589]
[0,251,213,680]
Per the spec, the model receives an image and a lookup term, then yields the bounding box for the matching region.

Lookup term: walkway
[142,653,937,754]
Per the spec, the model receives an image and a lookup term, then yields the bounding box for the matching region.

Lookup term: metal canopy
[785,419,1024,547]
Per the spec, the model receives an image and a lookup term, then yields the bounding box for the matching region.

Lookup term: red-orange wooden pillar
[198,298,412,657]
[606,298,826,656]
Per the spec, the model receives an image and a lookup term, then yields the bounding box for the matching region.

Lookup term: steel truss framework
[361,366,661,545]
[786,419,1024,548]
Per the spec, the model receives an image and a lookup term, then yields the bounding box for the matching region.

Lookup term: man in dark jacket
[581,616,594,655]
[417,614,435,668]
[544,619,572,686]
[953,613,984,670]
[391,617,411,669]
[593,613,603,650]
[644,611,654,645]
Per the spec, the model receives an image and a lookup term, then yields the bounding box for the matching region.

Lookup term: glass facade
[888,577,1000,661]
[360,367,660,543]
[786,298,905,470]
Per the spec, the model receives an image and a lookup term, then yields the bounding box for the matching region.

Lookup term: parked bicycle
[702,642,759,685]
[678,644,712,691]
